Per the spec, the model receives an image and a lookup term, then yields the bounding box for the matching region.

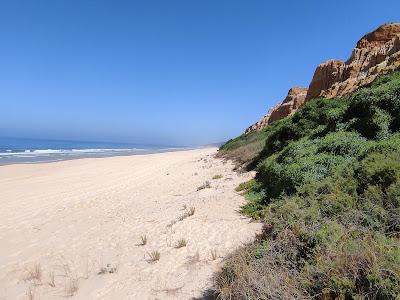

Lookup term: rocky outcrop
[245,87,307,133]
[305,23,400,100]
[246,23,400,134]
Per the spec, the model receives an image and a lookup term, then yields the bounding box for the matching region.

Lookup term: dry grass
[154,285,184,297]
[214,239,310,300]
[177,214,187,221]
[64,276,79,297]
[138,234,147,246]
[210,249,218,261]
[146,250,160,263]
[168,205,196,227]
[24,263,42,284]
[185,251,201,266]
[212,174,223,180]
[58,262,80,297]
[98,263,118,275]
[197,181,211,191]
[47,271,56,287]
[175,238,188,248]
[26,285,35,300]
[217,138,265,171]
[166,219,177,228]
[177,206,196,221]
[187,206,195,216]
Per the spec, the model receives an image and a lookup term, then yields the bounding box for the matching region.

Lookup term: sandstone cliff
[246,23,400,133]
[245,87,307,133]
[306,23,400,100]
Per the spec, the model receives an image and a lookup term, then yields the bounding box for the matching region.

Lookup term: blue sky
[0,0,399,146]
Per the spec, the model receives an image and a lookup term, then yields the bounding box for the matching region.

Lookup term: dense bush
[215,71,400,299]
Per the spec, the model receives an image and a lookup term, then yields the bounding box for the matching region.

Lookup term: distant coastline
[0,136,190,165]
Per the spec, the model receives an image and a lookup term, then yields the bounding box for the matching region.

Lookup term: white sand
[0,148,261,299]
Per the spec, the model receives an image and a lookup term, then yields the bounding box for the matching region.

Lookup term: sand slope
[0,148,261,299]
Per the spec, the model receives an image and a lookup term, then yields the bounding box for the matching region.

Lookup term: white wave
[0,148,146,156]
[70,148,141,153]
[32,149,64,154]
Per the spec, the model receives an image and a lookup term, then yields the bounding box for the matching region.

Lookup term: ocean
[0,137,185,165]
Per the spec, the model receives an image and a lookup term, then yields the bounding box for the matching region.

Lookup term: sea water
[0,137,184,165]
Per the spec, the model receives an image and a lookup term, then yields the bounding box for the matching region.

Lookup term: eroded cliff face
[245,87,307,133]
[306,23,400,100]
[246,23,400,133]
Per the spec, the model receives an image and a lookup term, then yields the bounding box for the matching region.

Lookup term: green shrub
[344,73,400,138]
[316,131,367,156]
[215,71,400,300]
[257,137,355,201]
[357,152,400,193]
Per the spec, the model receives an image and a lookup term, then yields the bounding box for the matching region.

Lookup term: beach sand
[0,148,261,299]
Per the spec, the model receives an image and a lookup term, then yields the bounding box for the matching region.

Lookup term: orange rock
[246,23,400,134]
[305,23,400,101]
[245,87,307,133]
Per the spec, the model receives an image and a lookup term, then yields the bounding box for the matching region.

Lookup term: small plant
[186,251,201,266]
[138,234,147,246]
[48,271,56,287]
[197,181,211,191]
[147,250,160,263]
[177,206,195,221]
[175,238,188,248]
[98,263,118,275]
[210,249,218,261]
[177,214,187,221]
[24,263,42,284]
[26,286,35,300]
[65,276,79,297]
[187,206,195,216]
[166,219,177,227]
[235,179,257,192]
[212,174,223,180]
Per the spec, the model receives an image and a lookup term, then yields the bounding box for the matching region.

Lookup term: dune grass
[174,238,188,248]
[147,250,160,263]
[138,234,147,246]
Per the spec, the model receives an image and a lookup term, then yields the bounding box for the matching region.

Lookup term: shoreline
[0,146,204,167]
[0,148,261,299]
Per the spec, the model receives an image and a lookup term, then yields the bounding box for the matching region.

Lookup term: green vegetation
[217,125,274,170]
[215,71,400,299]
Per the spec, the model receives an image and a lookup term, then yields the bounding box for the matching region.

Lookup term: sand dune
[0,148,261,299]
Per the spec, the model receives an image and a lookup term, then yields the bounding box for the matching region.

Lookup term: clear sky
[0,0,399,146]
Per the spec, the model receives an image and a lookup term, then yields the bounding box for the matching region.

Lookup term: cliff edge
[246,23,400,133]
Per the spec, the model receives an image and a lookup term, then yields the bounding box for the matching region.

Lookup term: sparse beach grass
[197,181,211,191]
[210,249,218,261]
[175,238,188,248]
[138,234,147,246]
[24,263,42,285]
[147,250,161,263]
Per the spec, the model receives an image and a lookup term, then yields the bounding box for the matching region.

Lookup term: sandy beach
[0,148,261,299]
